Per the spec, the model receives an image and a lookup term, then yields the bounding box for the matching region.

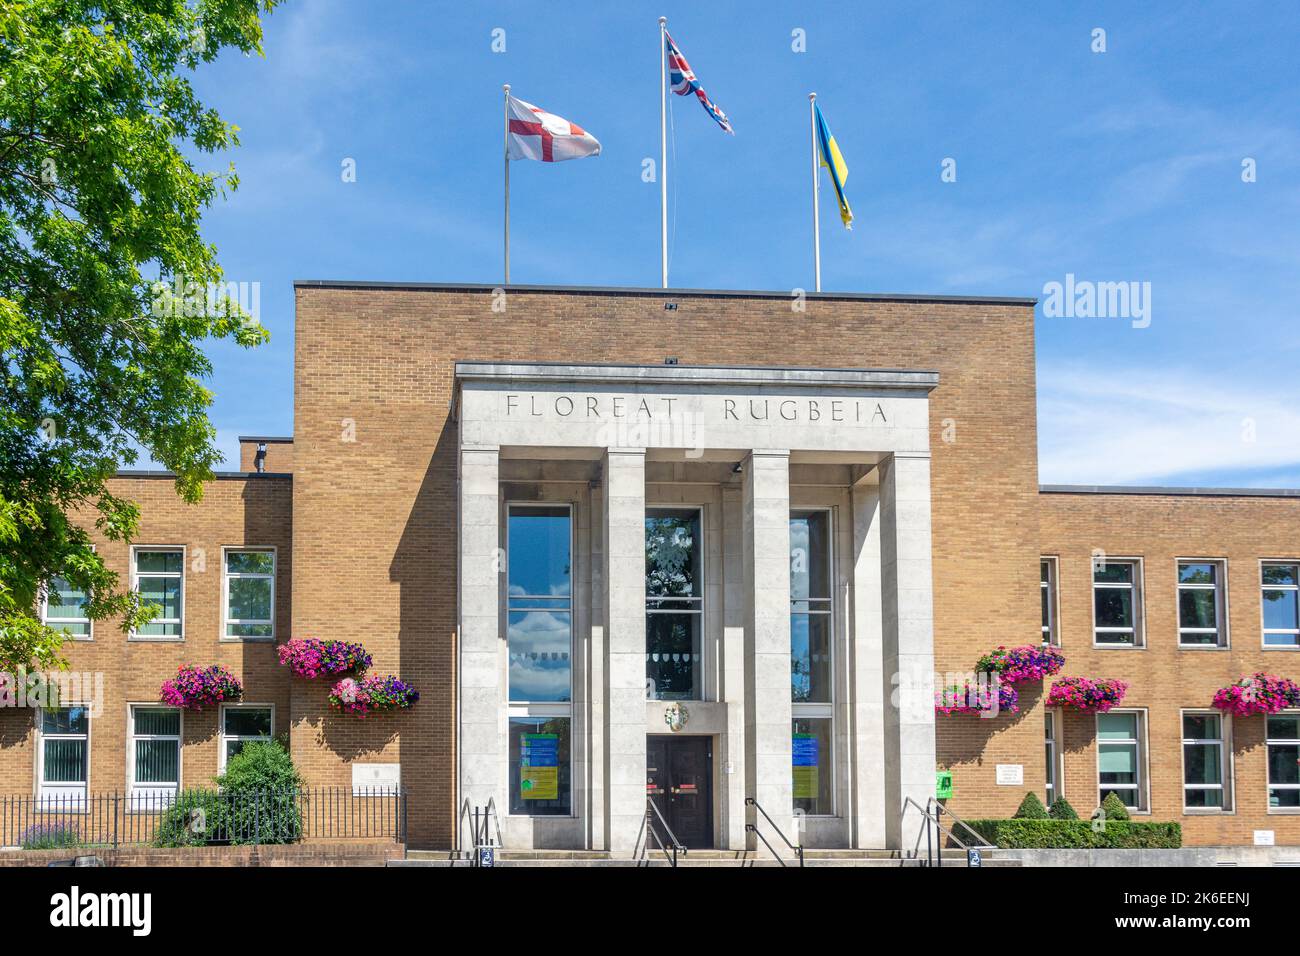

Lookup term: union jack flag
[665,31,733,134]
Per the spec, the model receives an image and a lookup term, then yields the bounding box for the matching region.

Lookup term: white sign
[995,764,1024,786]
[1254,829,1275,847]
[352,762,401,794]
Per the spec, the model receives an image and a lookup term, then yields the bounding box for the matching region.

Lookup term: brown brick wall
[238,438,294,474]
[290,285,1045,848]
[0,475,293,794]
[1040,490,1300,845]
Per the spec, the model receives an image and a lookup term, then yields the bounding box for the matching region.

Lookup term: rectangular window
[508,715,571,816]
[792,717,833,816]
[219,705,272,769]
[791,512,832,704]
[1262,563,1300,648]
[224,549,275,638]
[507,506,573,703]
[131,706,180,799]
[1045,710,1061,805]
[1097,711,1145,810]
[37,706,89,802]
[41,576,91,639]
[1178,561,1225,647]
[791,511,834,816]
[1093,559,1141,646]
[1041,558,1059,645]
[1182,712,1228,810]
[1266,713,1300,809]
[133,548,183,638]
[646,509,703,701]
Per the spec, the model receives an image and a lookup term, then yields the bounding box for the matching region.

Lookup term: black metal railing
[903,795,992,867]
[640,798,686,868]
[744,796,804,867]
[0,788,407,850]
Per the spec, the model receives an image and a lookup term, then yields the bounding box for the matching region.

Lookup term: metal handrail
[642,797,686,868]
[903,795,993,867]
[744,797,804,867]
[458,797,503,862]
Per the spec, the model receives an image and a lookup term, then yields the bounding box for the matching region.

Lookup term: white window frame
[1041,556,1060,646]
[1266,710,1300,813]
[130,545,185,640]
[1092,557,1144,648]
[1096,708,1148,813]
[40,576,93,641]
[791,507,835,817]
[504,501,577,818]
[1180,709,1232,813]
[1045,708,1063,805]
[222,547,277,641]
[128,704,182,809]
[1260,560,1300,650]
[218,703,274,772]
[35,704,90,806]
[1176,558,1228,649]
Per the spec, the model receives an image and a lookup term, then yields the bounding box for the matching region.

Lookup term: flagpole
[809,92,821,293]
[659,16,668,289]
[503,83,511,285]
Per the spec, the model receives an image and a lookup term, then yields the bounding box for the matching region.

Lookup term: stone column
[458,444,501,846]
[720,484,748,850]
[602,448,647,854]
[849,481,887,848]
[878,452,937,849]
[743,450,796,851]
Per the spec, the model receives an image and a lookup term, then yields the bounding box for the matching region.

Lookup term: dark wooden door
[646,735,712,848]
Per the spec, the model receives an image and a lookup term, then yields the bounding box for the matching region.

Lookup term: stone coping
[455,361,940,391]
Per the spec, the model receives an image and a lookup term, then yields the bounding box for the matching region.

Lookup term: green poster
[520,733,559,800]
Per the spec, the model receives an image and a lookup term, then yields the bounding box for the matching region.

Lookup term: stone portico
[455,362,938,855]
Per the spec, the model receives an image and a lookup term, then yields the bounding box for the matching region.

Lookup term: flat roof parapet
[1041,484,1300,499]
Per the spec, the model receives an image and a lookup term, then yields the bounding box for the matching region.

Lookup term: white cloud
[1037,362,1300,486]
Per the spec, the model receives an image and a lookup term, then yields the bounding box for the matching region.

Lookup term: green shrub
[153,791,232,848]
[1013,792,1048,819]
[217,739,302,792]
[1048,797,1079,820]
[1101,791,1131,822]
[217,739,303,845]
[963,818,1182,849]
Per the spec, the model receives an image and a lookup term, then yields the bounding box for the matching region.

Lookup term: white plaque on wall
[352,763,401,795]
[995,764,1024,786]
[1254,829,1275,846]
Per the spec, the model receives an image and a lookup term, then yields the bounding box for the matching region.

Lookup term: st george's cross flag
[506,95,601,162]
[665,30,733,134]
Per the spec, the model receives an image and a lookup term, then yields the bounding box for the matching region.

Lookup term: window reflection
[508,507,573,703]
[646,509,703,700]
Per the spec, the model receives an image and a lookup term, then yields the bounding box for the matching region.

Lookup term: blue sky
[191,1,1300,486]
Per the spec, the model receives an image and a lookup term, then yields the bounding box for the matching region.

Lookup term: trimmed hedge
[964,818,1182,849]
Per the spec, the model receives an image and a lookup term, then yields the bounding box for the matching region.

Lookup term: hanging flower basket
[160,664,243,710]
[1047,676,1128,713]
[935,680,1019,716]
[975,645,1066,685]
[328,675,419,717]
[1212,673,1300,717]
[277,637,372,679]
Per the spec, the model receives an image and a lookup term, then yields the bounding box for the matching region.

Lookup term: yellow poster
[520,765,558,800]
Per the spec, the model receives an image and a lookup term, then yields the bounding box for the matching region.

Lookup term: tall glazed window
[507,505,573,816]
[645,509,703,701]
[791,510,833,815]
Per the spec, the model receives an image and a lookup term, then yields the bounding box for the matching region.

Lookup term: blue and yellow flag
[814,103,852,229]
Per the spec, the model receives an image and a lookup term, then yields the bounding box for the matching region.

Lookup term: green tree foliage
[1101,791,1132,821]
[1013,791,1049,819]
[0,0,277,673]
[1047,796,1079,820]
[217,738,302,793]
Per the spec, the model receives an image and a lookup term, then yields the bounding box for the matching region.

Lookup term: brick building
[10,281,1299,852]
